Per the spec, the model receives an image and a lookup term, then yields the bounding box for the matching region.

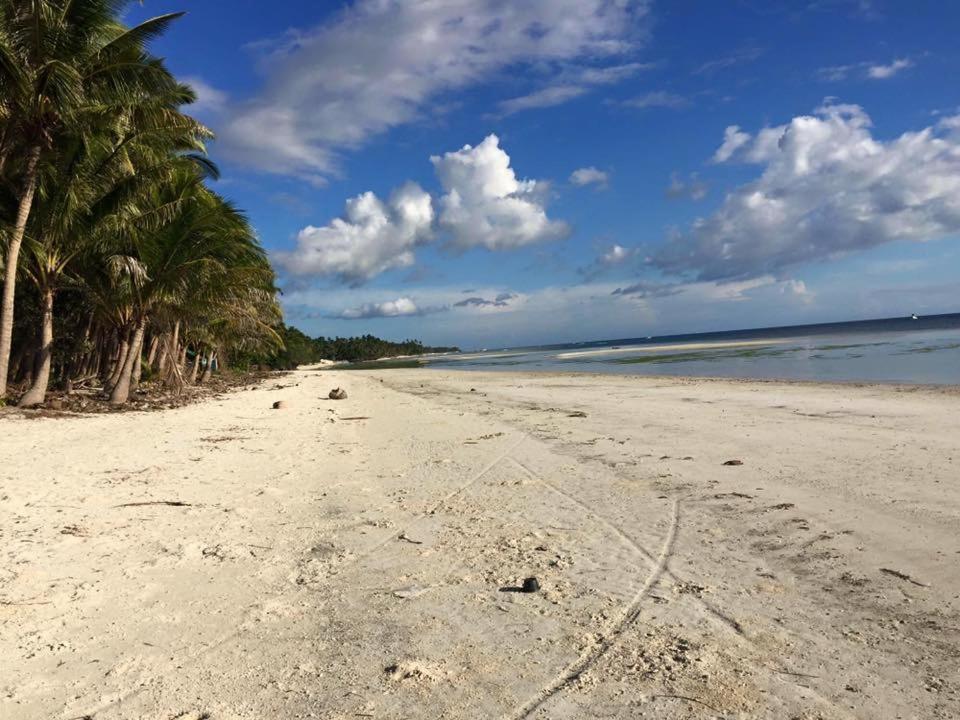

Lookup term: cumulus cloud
[570,166,609,188]
[220,0,650,181]
[275,182,433,284]
[432,135,569,250]
[666,172,707,200]
[340,296,425,319]
[655,103,960,281]
[278,135,567,283]
[712,125,751,162]
[624,90,689,110]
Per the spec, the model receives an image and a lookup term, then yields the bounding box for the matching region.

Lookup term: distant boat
[911,313,919,320]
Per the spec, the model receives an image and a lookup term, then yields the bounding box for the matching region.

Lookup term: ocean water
[414,313,960,385]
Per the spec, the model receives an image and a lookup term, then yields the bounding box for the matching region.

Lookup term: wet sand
[2,369,958,718]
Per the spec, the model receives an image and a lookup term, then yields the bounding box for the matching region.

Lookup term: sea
[413,313,960,385]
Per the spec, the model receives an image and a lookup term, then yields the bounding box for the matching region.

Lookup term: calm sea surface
[415,313,960,385]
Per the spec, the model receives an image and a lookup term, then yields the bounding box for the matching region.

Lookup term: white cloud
[712,125,751,162]
[498,61,654,116]
[432,135,569,250]
[601,244,634,265]
[694,47,763,76]
[570,166,609,188]
[867,57,912,79]
[278,135,567,283]
[666,171,707,200]
[817,64,856,82]
[656,103,960,281]
[275,182,433,284]
[283,275,823,347]
[624,90,689,110]
[221,0,650,181]
[341,297,423,319]
[183,77,228,115]
[818,57,914,82]
[579,243,639,279]
[498,85,588,115]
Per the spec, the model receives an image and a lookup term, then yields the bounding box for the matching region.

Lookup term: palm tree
[0,0,185,398]
[15,84,211,406]
[95,166,280,404]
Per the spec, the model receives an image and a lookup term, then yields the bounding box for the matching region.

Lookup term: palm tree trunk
[0,144,42,398]
[110,318,146,404]
[106,330,129,392]
[18,287,54,407]
[199,349,216,383]
[188,349,200,384]
[131,331,144,391]
[146,335,160,366]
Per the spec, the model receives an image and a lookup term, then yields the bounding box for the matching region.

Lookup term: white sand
[2,369,958,718]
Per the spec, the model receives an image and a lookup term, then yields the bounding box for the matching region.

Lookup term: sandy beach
[2,369,958,719]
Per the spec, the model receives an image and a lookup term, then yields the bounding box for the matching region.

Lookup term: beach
[2,369,958,719]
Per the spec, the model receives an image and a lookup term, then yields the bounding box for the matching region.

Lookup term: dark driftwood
[114,500,192,508]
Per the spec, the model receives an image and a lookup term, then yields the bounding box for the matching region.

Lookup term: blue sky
[130,0,960,348]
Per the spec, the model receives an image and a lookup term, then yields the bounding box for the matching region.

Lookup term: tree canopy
[0,0,282,406]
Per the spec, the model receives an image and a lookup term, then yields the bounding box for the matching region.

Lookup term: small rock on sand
[329,388,347,400]
[723,459,744,466]
[272,400,287,409]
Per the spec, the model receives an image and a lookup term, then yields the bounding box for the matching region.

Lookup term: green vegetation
[268,325,458,368]
[0,1,282,406]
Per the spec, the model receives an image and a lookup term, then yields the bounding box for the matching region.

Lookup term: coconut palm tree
[94,165,280,404]
[0,0,185,398]
[15,85,211,406]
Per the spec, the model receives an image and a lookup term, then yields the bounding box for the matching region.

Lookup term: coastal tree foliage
[0,0,282,405]
[267,325,458,368]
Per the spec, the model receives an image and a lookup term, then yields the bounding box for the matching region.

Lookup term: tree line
[0,1,282,406]
[269,325,459,368]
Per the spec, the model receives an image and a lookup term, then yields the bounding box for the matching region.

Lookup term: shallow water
[417,313,960,385]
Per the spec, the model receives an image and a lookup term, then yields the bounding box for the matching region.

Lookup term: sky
[129,0,960,349]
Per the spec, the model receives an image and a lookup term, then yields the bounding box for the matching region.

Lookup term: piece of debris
[329,388,347,400]
[392,585,429,599]
[398,532,423,545]
[880,568,930,587]
[384,661,436,682]
[114,500,192,508]
[722,459,744,466]
[272,400,286,409]
[521,577,541,593]
[568,411,587,418]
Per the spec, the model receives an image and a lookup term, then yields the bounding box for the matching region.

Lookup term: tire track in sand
[505,456,680,720]
[507,455,858,720]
